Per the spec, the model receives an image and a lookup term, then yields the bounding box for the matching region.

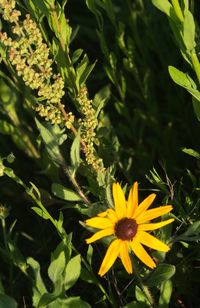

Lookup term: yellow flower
[85,182,174,277]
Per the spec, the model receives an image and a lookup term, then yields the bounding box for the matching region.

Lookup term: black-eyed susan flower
[85,182,174,277]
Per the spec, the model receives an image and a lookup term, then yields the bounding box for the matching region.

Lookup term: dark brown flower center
[115,218,138,241]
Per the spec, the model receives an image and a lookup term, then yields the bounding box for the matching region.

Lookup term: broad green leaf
[145,264,176,287]
[182,10,196,51]
[182,148,200,160]
[38,280,63,307]
[159,280,173,307]
[64,254,81,291]
[47,296,91,308]
[152,0,172,17]
[48,251,66,283]
[0,294,17,308]
[135,286,148,304]
[31,207,49,220]
[52,183,82,201]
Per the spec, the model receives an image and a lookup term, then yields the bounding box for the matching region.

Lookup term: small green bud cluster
[0,1,74,127]
[77,86,104,173]
[36,103,74,127]
[0,0,21,23]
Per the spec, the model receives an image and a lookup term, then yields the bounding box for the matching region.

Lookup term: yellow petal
[137,206,173,224]
[98,210,108,217]
[138,218,174,231]
[98,239,121,276]
[134,193,156,219]
[120,241,133,274]
[137,231,170,252]
[112,183,126,218]
[131,239,156,269]
[85,217,114,229]
[127,182,138,218]
[86,227,114,244]
[97,209,118,223]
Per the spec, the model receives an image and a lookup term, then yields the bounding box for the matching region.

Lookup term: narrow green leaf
[183,10,196,51]
[35,118,65,165]
[152,0,172,17]
[52,183,82,201]
[72,49,84,64]
[168,66,200,102]
[70,130,81,171]
[64,255,81,291]
[31,207,49,220]
[182,148,200,160]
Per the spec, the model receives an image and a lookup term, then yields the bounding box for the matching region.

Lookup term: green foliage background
[0,0,200,307]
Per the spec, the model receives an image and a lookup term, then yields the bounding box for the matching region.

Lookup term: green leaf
[135,286,148,304]
[52,183,82,201]
[145,264,176,287]
[31,207,49,220]
[47,296,91,308]
[38,280,63,307]
[0,294,17,308]
[27,257,47,307]
[93,86,111,117]
[35,118,65,165]
[80,268,95,284]
[152,0,172,17]
[182,10,196,51]
[72,49,84,64]
[48,251,66,283]
[182,221,200,237]
[182,148,200,160]
[76,54,96,87]
[124,302,149,308]
[168,66,200,102]
[70,129,81,171]
[159,280,173,307]
[64,255,81,291]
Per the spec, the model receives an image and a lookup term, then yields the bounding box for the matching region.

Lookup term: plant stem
[132,257,155,307]
[191,49,200,84]
[1,218,13,295]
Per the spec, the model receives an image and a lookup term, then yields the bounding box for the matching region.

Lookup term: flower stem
[132,257,155,307]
